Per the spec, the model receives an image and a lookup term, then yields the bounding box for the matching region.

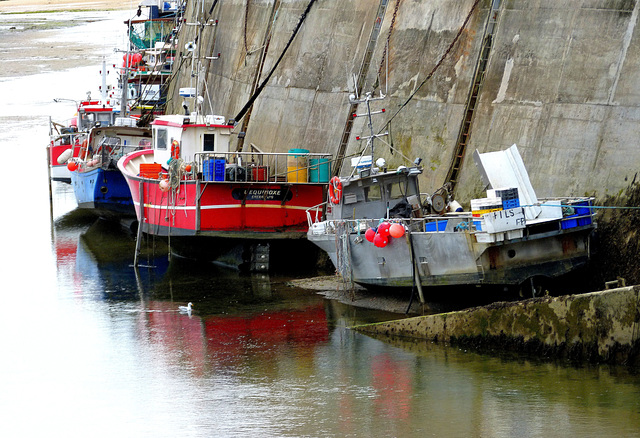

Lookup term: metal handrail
[306,199,597,235]
[305,201,327,227]
[194,150,333,183]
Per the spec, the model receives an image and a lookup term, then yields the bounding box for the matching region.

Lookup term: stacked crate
[488,187,520,209]
[203,158,225,181]
[471,198,503,217]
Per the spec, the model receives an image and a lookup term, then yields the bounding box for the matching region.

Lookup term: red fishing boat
[48,96,117,183]
[118,110,331,269]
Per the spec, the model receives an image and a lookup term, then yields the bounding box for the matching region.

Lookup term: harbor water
[1,9,640,438]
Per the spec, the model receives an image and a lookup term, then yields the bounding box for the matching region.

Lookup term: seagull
[178,302,194,314]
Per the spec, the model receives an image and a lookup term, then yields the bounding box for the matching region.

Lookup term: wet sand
[0,0,129,13]
[0,1,131,77]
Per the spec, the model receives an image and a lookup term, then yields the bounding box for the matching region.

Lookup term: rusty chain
[377,0,402,81]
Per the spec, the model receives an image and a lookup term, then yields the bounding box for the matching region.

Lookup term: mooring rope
[520,203,640,211]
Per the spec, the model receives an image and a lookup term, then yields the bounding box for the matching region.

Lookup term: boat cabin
[77,100,117,132]
[151,114,233,165]
[328,167,424,221]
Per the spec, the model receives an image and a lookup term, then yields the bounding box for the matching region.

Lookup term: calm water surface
[1,10,640,438]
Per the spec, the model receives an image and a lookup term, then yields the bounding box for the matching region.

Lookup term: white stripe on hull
[133,201,311,211]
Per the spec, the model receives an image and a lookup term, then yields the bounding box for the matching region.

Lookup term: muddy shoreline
[0,0,128,14]
[0,6,130,78]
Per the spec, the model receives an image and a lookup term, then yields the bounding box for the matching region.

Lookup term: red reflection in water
[371,353,412,420]
[54,234,85,294]
[145,304,206,377]
[54,236,77,264]
[204,305,329,366]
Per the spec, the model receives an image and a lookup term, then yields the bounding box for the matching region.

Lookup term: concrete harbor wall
[353,286,640,365]
[170,0,640,201]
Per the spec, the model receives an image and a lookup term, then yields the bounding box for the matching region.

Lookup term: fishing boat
[306,142,597,300]
[48,58,119,183]
[69,120,152,217]
[48,97,119,183]
[116,0,183,117]
[117,95,331,269]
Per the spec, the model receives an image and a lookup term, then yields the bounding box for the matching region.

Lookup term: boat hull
[119,149,325,238]
[49,144,79,183]
[309,224,593,289]
[71,166,135,218]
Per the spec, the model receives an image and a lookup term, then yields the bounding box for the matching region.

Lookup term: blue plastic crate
[203,159,213,181]
[573,201,591,216]
[502,198,520,209]
[561,218,578,229]
[495,187,519,200]
[214,159,225,181]
[426,220,447,232]
[578,217,592,226]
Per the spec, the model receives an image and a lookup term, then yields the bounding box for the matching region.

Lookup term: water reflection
[3,187,633,436]
[2,9,640,437]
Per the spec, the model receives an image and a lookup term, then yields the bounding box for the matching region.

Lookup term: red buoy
[373,233,388,248]
[377,221,391,237]
[365,227,376,242]
[389,223,405,238]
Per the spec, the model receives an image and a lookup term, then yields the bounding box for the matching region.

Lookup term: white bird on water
[179,302,194,314]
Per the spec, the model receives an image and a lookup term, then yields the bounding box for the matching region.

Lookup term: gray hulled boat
[306,144,596,301]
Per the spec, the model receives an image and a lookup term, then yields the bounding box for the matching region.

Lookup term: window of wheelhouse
[387,179,406,200]
[96,112,114,126]
[78,112,94,130]
[364,182,381,202]
[203,133,215,152]
[155,128,168,150]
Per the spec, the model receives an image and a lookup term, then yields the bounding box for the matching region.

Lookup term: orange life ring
[170,140,180,159]
[329,176,342,204]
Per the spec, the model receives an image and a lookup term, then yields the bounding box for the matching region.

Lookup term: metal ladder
[445,0,502,193]
[333,0,390,176]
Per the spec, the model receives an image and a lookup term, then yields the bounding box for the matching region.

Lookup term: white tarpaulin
[473,144,542,221]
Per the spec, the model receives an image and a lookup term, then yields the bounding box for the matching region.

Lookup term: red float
[373,233,388,248]
[389,223,405,238]
[377,221,391,237]
[365,227,376,242]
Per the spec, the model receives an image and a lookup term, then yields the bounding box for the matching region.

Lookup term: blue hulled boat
[69,121,152,218]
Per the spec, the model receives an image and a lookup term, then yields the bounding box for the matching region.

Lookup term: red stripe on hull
[125,177,323,237]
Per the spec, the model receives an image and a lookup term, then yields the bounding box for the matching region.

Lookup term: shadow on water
[45,211,640,437]
[57,213,395,322]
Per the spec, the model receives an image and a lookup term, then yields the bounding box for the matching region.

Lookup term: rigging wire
[233,0,318,124]
[379,0,481,132]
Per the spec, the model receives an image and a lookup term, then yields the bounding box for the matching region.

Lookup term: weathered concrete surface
[169,0,640,201]
[353,286,640,364]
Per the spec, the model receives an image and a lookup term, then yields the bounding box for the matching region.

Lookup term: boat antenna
[350,90,387,169]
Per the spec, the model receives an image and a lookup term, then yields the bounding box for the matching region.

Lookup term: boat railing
[195,151,333,184]
[307,196,597,236]
[308,216,471,235]
[305,202,327,227]
[538,196,597,230]
[75,143,150,171]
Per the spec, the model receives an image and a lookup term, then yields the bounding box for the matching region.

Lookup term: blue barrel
[309,158,330,183]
